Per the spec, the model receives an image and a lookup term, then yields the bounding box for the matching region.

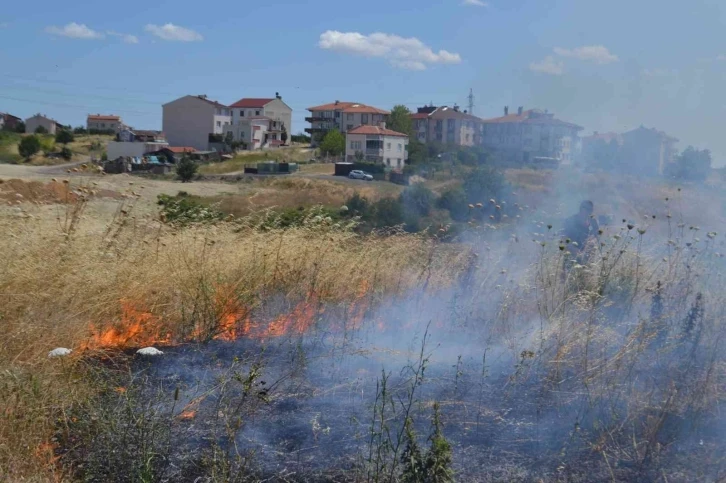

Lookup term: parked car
[348,170,373,181]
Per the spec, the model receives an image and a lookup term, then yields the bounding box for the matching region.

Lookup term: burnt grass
[54,293,726,482]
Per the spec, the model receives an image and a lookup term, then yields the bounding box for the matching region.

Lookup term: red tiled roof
[307,101,390,115]
[87,114,120,121]
[347,125,408,137]
[167,147,196,153]
[230,98,275,108]
[482,109,582,130]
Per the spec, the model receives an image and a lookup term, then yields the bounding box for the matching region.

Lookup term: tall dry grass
[0,195,471,480]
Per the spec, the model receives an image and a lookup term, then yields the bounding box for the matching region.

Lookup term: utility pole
[467,88,475,116]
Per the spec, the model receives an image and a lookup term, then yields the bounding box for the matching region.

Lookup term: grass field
[0,132,112,165]
[198,147,315,175]
[1,168,726,481]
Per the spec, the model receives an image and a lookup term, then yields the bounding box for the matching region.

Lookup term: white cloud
[553,45,619,64]
[529,56,564,75]
[144,23,203,42]
[318,30,461,70]
[462,0,488,6]
[45,22,103,40]
[107,31,139,44]
[716,54,726,61]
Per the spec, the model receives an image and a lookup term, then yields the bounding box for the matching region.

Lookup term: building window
[351,141,362,150]
[386,158,390,166]
[217,121,221,128]
[240,110,245,117]
[435,120,442,130]
[255,110,260,116]
[386,142,391,150]
[447,119,455,131]
[397,158,402,167]
[465,134,470,142]
[347,124,353,131]
[101,123,105,128]
[361,114,369,125]
[347,113,353,120]
[397,143,402,152]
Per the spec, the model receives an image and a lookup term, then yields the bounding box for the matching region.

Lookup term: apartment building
[225,94,293,150]
[345,123,408,169]
[305,101,389,146]
[162,95,231,151]
[411,105,482,147]
[480,107,583,164]
[582,127,678,176]
[87,114,125,132]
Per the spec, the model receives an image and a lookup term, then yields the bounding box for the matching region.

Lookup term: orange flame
[82,281,374,351]
[179,410,197,420]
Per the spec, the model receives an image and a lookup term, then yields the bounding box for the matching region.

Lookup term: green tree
[55,129,74,145]
[18,135,41,160]
[424,402,454,483]
[319,129,345,156]
[34,125,48,134]
[388,105,413,136]
[73,126,87,135]
[345,192,370,216]
[176,155,198,182]
[667,146,711,182]
[281,124,288,144]
[407,138,426,164]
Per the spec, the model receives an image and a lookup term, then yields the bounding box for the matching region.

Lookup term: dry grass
[198,148,314,175]
[203,177,402,217]
[0,194,470,480]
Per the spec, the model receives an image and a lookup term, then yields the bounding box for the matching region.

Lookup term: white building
[25,114,60,135]
[87,114,125,132]
[162,95,231,151]
[107,140,169,160]
[480,107,583,165]
[345,123,408,169]
[227,94,292,149]
[306,101,389,147]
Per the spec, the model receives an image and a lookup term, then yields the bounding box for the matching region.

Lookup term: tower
[467,88,475,116]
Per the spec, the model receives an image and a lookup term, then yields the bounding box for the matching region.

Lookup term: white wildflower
[136,347,164,356]
[48,348,72,358]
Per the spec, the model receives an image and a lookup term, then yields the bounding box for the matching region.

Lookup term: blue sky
[1,0,725,163]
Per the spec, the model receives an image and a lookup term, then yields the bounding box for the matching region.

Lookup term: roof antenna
[467,88,475,116]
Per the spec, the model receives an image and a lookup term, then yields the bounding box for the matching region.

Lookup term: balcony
[305,127,330,134]
[366,148,383,156]
[305,116,334,123]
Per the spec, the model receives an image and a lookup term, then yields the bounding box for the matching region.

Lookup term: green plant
[34,125,48,134]
[176,156,198,182]
[400,183,435,217]
[55,130,74,145]
[18,135,40,159]
[436,187,468,221]
[320,129,345,157]
[60,146,73,161]
[157,194,224,225]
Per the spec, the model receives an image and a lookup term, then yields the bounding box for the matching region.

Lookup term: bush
[34,125,48,134]
[18,135,41,159]
[73,126,88,135]
[55,130,74,145]
[157,194,224,224]
[352,162,386,175]
[436,187,469,221]
[319,130,345,156]
[60,146,73,160]
[176,156,198,182]
[345,193,370,216]
[371,198,405,228]
[400,183,435,217]
[463,166,506,204]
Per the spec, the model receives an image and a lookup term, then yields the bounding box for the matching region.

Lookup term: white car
[348,170,373,181]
